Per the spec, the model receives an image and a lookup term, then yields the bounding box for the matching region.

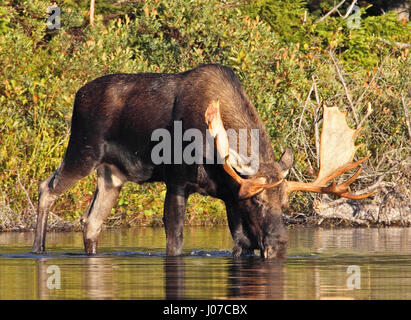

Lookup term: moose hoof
[232,245,242,258]
[232,243,255,258]
[31,242,46,254]
[31,247,45,254]
[166,246,183,256]
[84,239,98,255]
[166,250,182,256]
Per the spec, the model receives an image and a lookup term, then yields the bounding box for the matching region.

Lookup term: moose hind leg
[32,174,57,253]
[32,160,94,253]
[81,165,125,255]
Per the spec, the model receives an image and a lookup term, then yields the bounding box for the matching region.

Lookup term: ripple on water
[0,249,235,259]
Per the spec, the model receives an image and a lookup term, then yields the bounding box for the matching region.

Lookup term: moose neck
[222,99,280,183]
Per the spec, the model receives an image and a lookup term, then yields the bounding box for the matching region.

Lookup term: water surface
[1,226,411,299]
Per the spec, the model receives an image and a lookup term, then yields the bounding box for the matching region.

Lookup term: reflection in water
[227,259,285,299]
[164,257,185,300]
[163,257,285,299]
[36,259,49,300]
[1,226,411,299]
[83,257,117,299]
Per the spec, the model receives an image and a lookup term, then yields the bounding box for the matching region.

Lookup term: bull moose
[32,64,373,258]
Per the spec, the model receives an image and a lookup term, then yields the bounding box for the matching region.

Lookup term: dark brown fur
[32,64,292,258]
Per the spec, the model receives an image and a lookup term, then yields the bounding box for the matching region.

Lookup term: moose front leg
[225,202,254,257]
[163,186,188,256]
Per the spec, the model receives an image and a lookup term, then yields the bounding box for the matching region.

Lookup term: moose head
[205,100,374,259]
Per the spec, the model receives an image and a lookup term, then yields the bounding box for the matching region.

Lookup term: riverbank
[1,189,409,232]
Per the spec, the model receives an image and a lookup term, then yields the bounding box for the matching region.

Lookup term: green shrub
[0,0,409,227]
[243,0,411,68]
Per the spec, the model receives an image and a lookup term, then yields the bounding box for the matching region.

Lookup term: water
[1,226,411,299]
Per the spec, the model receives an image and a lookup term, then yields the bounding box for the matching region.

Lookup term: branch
[329,50,360,126]
[401,93,411,139]
[355,54,390,110]
[16,173,36,214]
[312,76,321,170]
[297,83,315,132]
[342,0,358,19]
[315,0,346,23]
[380,38,411,48]
[358,102,373,129]
[90,0,95,26]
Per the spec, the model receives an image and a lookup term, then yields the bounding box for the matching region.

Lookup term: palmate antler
[205,100,374,200]
[286,104,374,199]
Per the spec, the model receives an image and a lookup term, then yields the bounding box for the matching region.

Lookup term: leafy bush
[243,0,411,68]
[0,0,409,228]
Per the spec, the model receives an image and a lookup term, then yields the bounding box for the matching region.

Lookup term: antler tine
[286,104,373,200]
[341,190,375,200]
[221,157,244,185]
[316,155,370,185]
[287,167,374,198]
[335,165,375,199]
[339,166,362,189]
[326,166,371,198]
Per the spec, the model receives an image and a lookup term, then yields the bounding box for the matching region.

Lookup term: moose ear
[278,148,293,178]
